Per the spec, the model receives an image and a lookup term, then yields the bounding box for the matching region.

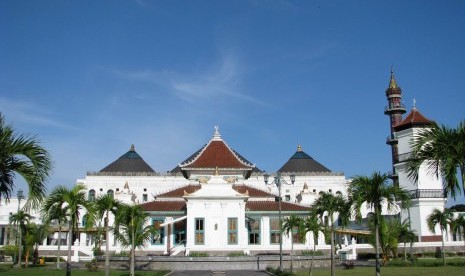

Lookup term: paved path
[168,270,268,276]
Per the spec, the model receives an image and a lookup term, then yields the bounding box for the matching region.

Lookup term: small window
[107,189,114,198]
[313,189,316,193]
[195,218,205,245]
[143,194,148,202]
[88,189,96,202]
[228,218,238,244]
[100,188,103,192]
[116,188,119,192]
[144,188,147,192]
[329,189,332,193]
[285,195,291,201]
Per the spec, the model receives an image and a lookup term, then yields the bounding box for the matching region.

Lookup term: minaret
[384,69,406,181]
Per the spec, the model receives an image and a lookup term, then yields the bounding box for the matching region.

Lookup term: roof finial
[130,144,135,151]
[413,98,417,110]
[297,144,303,152]
[212,126,222,141]
[389,67,398,89]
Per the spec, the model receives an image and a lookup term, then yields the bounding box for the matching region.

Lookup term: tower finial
[297,144,303,152]
[389,68,398,89]
[212,126,222,140]
[130,144,135,151]
[413,98,417,110]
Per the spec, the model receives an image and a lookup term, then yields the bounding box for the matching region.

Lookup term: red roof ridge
[179,131,255,169]
[394,108,432,131]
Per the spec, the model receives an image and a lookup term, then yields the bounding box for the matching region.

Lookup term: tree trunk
[441,228,445,266]
[18,226,22,269]
[67,221,73,276]
[330,219,335,276]
[25,248,29,268]
[290,239,294,273]
[308,241,316,276]
[403,241,407,262]
[105,215,110,276]
[375,212,381,276]
[131,220,135,276]
[57,226,61,269]
[408,207,413,263]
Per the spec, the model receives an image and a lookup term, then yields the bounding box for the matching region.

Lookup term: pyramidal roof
[394,106,432,132]
[278,145,331,173]
[176,126,256,178]
[100,144,155,173]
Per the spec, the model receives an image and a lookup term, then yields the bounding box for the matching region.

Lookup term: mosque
[0,72,459,259]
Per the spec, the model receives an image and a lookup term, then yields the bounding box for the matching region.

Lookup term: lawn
[295,266,464,276]
[0,265,169,276]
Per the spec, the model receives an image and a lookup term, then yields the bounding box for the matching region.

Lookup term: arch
[88,189,96,202]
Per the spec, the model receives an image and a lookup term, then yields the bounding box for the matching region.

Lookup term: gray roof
[278,146,331,173]
[100,145,155,173]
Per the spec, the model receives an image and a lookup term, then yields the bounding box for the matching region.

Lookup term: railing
[409,189,445,199]
[384,102,406,111]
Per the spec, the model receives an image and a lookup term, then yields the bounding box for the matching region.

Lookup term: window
[152,218,164,245]
[248,218,260,245]
[88,189,96,202]
[228,218,238,245]
[143,194,148,202]
[107,189,114,198]
[285,195,291,201]
[270,218,281,244]
[195,218,204,245]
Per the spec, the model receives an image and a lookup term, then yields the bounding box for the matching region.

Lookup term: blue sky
[1,1,464,204]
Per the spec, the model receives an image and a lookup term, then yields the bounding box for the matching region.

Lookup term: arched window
[107,189,114,198]
[88,189,96,202]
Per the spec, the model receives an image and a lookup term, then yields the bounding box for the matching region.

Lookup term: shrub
[227,252,249,257]
[266,266,296,276]
[189,252,209,257]
[343,260,355,269]
[93,247,104,256]
[85,258,98,272]
[112,251,130,257]
[0,245,18,257]
[300,250,324,256]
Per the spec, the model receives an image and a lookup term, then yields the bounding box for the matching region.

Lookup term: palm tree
[43,184,93,276]
[426,208,453,265]
[406,121,465,200]
[282,215,302,273]
[312,191,350,276]
[349,172,410,276]
[450,215,465,247]
[397,219,416,261]
[302,211,324,276]
[94,194,121,276]
[9,210,33,268]
[113,204,157,276]
[0,113,52,209]
[42,203,68,269]
[29,222,50,265]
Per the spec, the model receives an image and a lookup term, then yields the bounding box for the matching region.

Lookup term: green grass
[0,264,169,276]
[295,266,465,276]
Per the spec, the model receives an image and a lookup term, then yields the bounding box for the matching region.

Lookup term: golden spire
[389,68,398,89]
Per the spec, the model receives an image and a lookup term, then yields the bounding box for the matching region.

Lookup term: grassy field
[294,266,464,276]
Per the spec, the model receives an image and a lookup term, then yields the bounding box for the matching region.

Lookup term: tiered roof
[99,144,155,174]
[278,145,331,173]
[175,127,257,178]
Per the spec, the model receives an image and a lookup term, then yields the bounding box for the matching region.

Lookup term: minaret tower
[384,69,406,181]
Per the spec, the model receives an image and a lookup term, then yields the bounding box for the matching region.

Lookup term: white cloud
[112,53,266,106]
[0,96,79,130]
